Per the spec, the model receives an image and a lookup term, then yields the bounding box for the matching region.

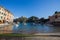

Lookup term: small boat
[23,23,27,25]
[15,24,19,27]
[14,22,19,27]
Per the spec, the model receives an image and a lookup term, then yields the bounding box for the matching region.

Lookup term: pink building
[49,11,60,22]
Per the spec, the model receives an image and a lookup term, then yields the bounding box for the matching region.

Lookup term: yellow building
[0,6,14,23]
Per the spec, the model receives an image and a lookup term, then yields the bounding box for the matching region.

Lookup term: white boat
[15,24,19,27]
[23,23,27,25]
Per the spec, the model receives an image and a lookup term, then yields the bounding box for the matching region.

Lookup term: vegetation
[39,18,49,24]
[0,33,35,37]
[27,16,39,23]
[14,16,49,24]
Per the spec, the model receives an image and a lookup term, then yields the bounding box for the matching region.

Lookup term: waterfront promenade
[0,23,60,40]
[0,24,13,34]
[0,34,60,40]
[24,36,60,40]
[34,33,60,35]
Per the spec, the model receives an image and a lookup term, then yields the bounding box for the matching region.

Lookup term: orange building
[0,6,14,23]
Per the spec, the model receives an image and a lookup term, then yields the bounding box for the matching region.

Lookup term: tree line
[13,16,49,24]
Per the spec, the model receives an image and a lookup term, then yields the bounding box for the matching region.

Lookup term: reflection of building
[0,6,14,23]
[49,11,60,22]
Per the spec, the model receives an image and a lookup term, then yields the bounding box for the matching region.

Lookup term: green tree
[20,16,27,23]
[39,18,49,24]
[27,16,39,23]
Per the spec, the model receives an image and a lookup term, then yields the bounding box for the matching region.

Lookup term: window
[4,17,5,19]
[4,14,6,16]
[55,15,58,19]
[1,16,2,19]
[2,13,3,14]
[7,18,8,20]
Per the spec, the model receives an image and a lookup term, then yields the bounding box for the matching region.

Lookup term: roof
[0,5,14,16]
[55,11,60,14]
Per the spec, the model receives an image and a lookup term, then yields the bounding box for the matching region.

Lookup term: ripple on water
[12,23,60,34]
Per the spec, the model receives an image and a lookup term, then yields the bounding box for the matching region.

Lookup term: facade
[49,11,60,22]
[0,6,14,23]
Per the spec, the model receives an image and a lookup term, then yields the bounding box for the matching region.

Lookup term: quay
[0,33,60,40]
[34,33,60,35]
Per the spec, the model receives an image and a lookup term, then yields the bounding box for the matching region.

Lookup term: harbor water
[12,23,60,34]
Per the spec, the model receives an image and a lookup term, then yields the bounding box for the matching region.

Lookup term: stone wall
[0,24,13,34]
[0,36,60,40]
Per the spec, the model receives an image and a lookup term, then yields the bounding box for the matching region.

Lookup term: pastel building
[49,11,60,22]
[0,6,14,23]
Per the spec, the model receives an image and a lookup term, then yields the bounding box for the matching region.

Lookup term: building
[49,11,60,22]
[0,6,14,23]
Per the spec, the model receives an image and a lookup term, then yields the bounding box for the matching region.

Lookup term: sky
[0,0,60,18]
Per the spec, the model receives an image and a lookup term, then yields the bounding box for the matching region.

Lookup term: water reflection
[13,23,60,34]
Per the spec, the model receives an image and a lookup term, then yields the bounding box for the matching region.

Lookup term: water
[12,23,60,34]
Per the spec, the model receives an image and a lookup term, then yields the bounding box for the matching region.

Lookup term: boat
[23,23,27,25]
[13,22,19,27]
[15,24,19,27]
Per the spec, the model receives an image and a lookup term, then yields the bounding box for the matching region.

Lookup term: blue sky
[0,0,60,18]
